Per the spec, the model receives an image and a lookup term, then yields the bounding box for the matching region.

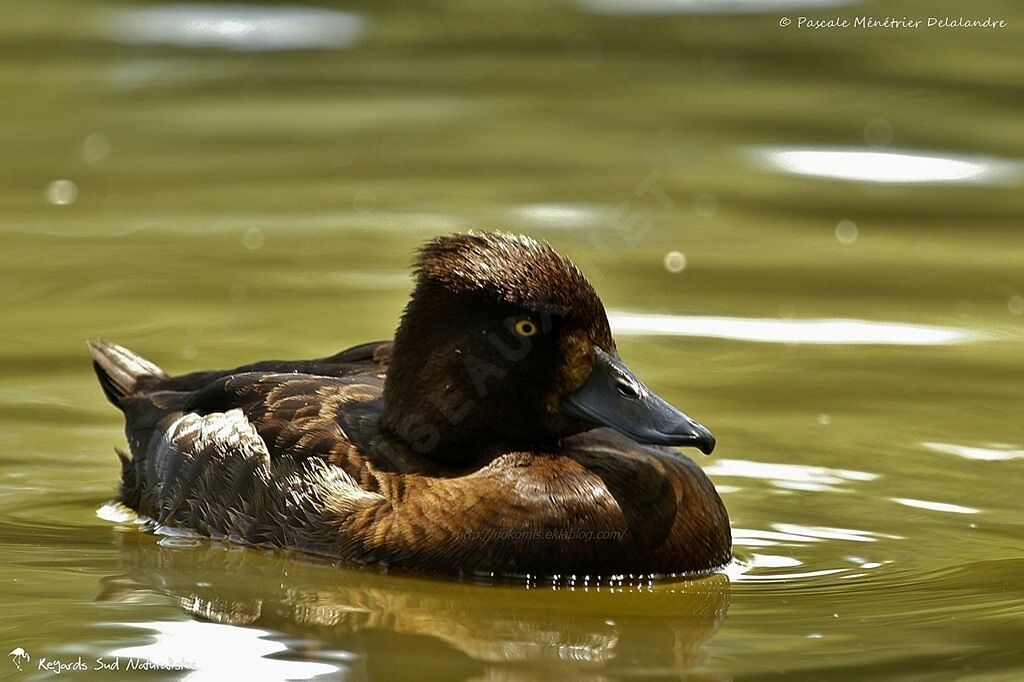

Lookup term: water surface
[1,0,1022,679]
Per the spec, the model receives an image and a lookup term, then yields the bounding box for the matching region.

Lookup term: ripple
[704,459,877,494]
[608,312,976,345]
[725,522,899,583]
[921,441,1024,462]
[748,553,801,568]
[729,565,848,582]
[772,523,900,542]
[723,553,849,583]
[732,529,811,547]
[892,498,980,515]
[731,525,887,547]
[748,146,1024,185]
[108,4,367,52]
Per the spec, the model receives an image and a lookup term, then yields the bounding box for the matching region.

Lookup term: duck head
[382,232,715,461]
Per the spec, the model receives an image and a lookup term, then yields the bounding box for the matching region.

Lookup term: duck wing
[90,341,388,551]
[180,369,384,463]
[89,339,390,398]
[118,391,384,552]
[89,340,387,462]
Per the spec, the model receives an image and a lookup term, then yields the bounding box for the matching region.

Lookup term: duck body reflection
[99,530,731,680]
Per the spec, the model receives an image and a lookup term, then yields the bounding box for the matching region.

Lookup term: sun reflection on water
[110,619,344,680]
[748,146,1024,185]
[705,459,877,493]
[921,441,1024,461]
[609,312,977,345]
[108,4,367,51]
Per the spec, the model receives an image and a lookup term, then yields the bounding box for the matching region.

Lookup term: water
[1,1,1022,679]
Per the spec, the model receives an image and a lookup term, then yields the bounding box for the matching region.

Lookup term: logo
[8,647,30,672]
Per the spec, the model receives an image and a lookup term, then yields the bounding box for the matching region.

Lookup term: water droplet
[693,193,718,218]
[817,413,832,425]
[353,189,377,214]
[242,227,265,250]
[182,344,198,360]
[835,219,858,244]
[864,118,893,147]
[83,133,111,164]
[1008,295,1024,316]
[663,251,687,273]
[46,179,78,205]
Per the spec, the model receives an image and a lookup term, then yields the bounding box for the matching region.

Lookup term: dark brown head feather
[415,231,610,339]
[381,231,616,456]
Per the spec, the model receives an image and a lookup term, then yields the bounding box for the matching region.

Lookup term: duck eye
[514,318,539,337]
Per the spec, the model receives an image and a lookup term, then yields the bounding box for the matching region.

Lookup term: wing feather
[131,407,384,553]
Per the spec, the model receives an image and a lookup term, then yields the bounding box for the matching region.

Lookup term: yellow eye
[514,318,539,337]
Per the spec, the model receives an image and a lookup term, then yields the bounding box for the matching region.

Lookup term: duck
[90,231,731,576]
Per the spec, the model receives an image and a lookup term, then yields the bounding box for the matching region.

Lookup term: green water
[2,0,1023,679]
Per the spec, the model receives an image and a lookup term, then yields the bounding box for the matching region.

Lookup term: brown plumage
[90,231,731,576]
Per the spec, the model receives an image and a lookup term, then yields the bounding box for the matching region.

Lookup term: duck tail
[88,340,168,408]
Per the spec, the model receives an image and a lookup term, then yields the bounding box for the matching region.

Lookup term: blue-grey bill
[562,347,716,455]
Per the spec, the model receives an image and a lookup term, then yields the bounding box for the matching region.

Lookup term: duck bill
[561,348,716,455]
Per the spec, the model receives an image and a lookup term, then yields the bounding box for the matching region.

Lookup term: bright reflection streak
[726,526,894,582]
[577,0,854,15]
[892,498,980,515]
[739,568,847,581]
[609,312,975,345]
[921,441,1024,461]
[749,553,802,568]
[705,459,876,495]
[111,619,343,680]
[723,558,847,582]
[732,528,826,546]
[749,146,1024,185]
[109,5,366,51]
[511,203,608,229]
[772,523,899,542]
